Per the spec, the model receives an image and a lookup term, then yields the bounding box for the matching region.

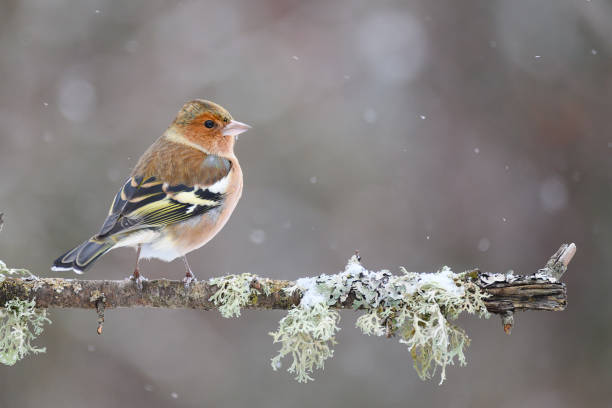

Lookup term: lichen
[351,264,489,384]
[71,280,83,294]
[89,290,105,303]
[209,273,269,318]
[355,310,385,336]
[34,278,80,294]
[269,302,340,383]
[477,269,559,286]
[272,256,489,384]
[0,259,50,366]
[269,269,350,383]
[0,298,51,366]
[0,260,33,282]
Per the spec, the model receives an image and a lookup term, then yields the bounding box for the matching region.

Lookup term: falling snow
[363,108,378,124]
[539,177,568,213]
[477,238,490,252]
[358,12,427,83]
[249,229,266,245]
[57,77,96,122]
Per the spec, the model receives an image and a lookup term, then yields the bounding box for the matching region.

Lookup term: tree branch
[0,244,574,315]
[0,243,575,380]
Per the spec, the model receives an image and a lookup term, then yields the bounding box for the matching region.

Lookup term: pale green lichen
[268,272,348,383]
[0,298,51,366]
[260,280,272,297]
[272,256,489,384]
[89,290,106,303]
[209,273,269,318]
[0,260,50,366]
[269,302,340,383]
[0,260,32,282]
[33,277,81,294]
[353,265,489,384]
[355,310,385,336]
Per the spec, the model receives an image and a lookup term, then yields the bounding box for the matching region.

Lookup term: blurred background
[1,0,611,406]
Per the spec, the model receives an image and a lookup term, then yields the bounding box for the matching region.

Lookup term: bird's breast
[166,161,242,255]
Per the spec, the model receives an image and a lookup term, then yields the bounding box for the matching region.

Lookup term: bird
[51,99,250,287]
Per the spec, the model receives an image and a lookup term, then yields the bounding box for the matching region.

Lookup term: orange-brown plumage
[132,138,233,186]
[133,100,240,185]
[51,99,251,285]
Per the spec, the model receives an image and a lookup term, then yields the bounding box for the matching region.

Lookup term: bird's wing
[97,156,232,239]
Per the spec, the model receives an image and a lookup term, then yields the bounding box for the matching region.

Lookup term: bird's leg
[129,245,145,290]
[182,256,197,289]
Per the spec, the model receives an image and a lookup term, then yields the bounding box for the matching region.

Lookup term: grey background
[1,0,611,406]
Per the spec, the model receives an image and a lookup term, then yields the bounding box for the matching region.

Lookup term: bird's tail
[51,236,114,274]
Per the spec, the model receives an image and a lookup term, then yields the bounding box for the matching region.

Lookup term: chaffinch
[52,99,250,286]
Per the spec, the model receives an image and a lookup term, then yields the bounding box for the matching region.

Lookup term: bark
[0,275,566,313]
[0,243,574,314]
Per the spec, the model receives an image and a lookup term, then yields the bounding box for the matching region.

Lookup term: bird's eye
[204,120,215,129]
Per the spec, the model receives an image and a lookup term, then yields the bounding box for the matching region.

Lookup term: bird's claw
[133,276,146,290]
[183,275,197,290]
[129,268,147,290]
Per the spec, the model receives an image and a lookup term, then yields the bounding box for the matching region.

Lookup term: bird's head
[166,99,251,156]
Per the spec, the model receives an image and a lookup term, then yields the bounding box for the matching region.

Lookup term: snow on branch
[0,243,574,383]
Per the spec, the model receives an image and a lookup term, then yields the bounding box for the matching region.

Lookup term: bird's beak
[222,120,251,138]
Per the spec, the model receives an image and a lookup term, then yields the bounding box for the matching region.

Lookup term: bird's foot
[129,268,148,290]
[183,271,197,290]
